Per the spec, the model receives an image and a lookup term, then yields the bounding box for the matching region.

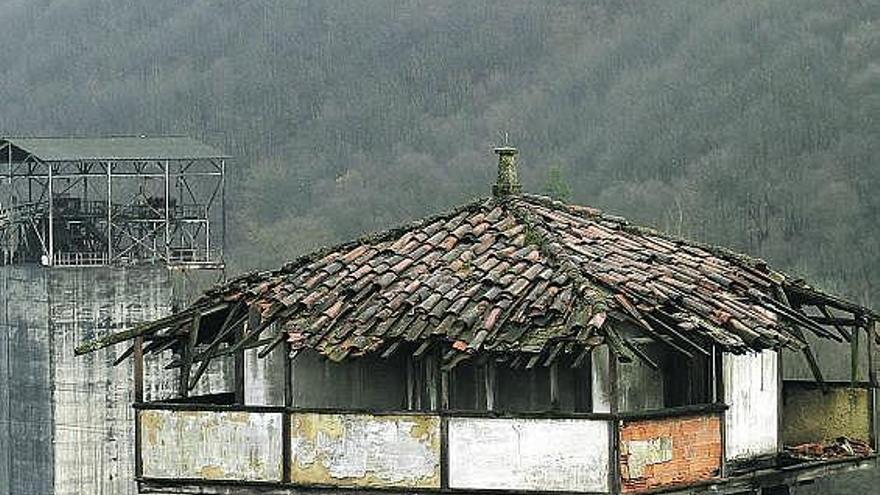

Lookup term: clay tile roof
[79,194,877,370]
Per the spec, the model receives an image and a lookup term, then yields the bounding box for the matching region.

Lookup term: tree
[542,165,571,202]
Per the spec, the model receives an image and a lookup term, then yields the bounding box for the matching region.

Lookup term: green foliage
[0,3,875,487]
[0,1,877,334]
[542,165,571,202]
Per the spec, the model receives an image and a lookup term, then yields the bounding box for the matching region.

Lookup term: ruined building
[0,136,229,495]
[82,147,877,494]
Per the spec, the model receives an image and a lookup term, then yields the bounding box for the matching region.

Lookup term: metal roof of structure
[2,136,228,161]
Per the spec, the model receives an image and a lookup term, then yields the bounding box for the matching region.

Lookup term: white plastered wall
[723,350,779,461]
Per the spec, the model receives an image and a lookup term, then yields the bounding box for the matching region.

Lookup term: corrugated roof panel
[3,136,228,161]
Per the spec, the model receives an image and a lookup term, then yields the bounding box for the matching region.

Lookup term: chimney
[492,146,522,197]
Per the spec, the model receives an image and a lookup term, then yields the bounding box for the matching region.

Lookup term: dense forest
[0,1,877,304]
[0,0,877,491]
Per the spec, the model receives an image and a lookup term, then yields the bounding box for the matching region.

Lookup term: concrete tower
[0,136,229,495]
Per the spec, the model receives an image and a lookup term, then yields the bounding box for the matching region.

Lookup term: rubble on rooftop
[784,437,874,461]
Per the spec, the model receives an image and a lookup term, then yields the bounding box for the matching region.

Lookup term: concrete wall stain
[782,384,871,446]
[290,413,441,488]
[0,265,53,495]
[0,265,210,495]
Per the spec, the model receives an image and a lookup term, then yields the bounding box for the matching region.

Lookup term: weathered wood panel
[724,351,779,461]
[141,409,283,481]
[447,417,611,493]
[290,413,441,488]
[619,413,721,492]
[782,383,871,446]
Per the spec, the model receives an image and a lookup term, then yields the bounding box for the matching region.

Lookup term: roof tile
[116,194,874,370]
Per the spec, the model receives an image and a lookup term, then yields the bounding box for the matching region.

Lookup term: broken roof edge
[74,196,495,356]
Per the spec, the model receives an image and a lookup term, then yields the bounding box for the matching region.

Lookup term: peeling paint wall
[619,413,722,492]
[140,409,283,481]
[724,351,779,461]
[290,412,440,488]
[447,417,611,493]
[782,383,871,446]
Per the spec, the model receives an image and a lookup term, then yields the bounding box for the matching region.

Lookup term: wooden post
[868,321,877,387]
[549,362,560,410]
[440,370,450,410]
[284,344,294,408]
[777,350,785,459]
[577,349,593,413]
[178,313,201,398]
[609,349,621,494]
[484,361,496,411]
[406,355,416,410]
[282,343,292,484]
[428,354,440,411]
[715,347,728,477]
[133,336,144,403]
[869,321,877,450]
[789,325,827,393]
[234,326,245,404]
[133,335,145,479]
[609,351,619,415]
[440,414,450,491]
[236,307,261,403]
[852,323,862,387]
[711,345,718,403]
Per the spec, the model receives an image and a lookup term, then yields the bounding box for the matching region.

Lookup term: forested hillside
[0,0,878,491]
[0,0,877,311]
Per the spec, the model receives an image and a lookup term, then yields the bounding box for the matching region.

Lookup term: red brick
[619,413,722,492]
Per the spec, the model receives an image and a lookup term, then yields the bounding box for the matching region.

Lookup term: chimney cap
[493,146,519,155]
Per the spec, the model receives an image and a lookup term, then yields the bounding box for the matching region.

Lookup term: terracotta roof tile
[98,193,878,370]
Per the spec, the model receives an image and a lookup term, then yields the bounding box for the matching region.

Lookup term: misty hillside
[0,0,878,315]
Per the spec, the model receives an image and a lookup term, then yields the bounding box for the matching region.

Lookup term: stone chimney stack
[492,146,522,197]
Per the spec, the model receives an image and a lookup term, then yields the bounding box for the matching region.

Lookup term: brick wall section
[619,413,722,492]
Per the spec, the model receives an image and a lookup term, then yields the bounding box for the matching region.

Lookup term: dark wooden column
[133,335,145,479]
[178,313,201,398]
[609,348,621,495]
[133,335,144,403]
[282,341,292,484]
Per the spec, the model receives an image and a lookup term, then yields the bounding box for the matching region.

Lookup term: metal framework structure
[0,136,227,268]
